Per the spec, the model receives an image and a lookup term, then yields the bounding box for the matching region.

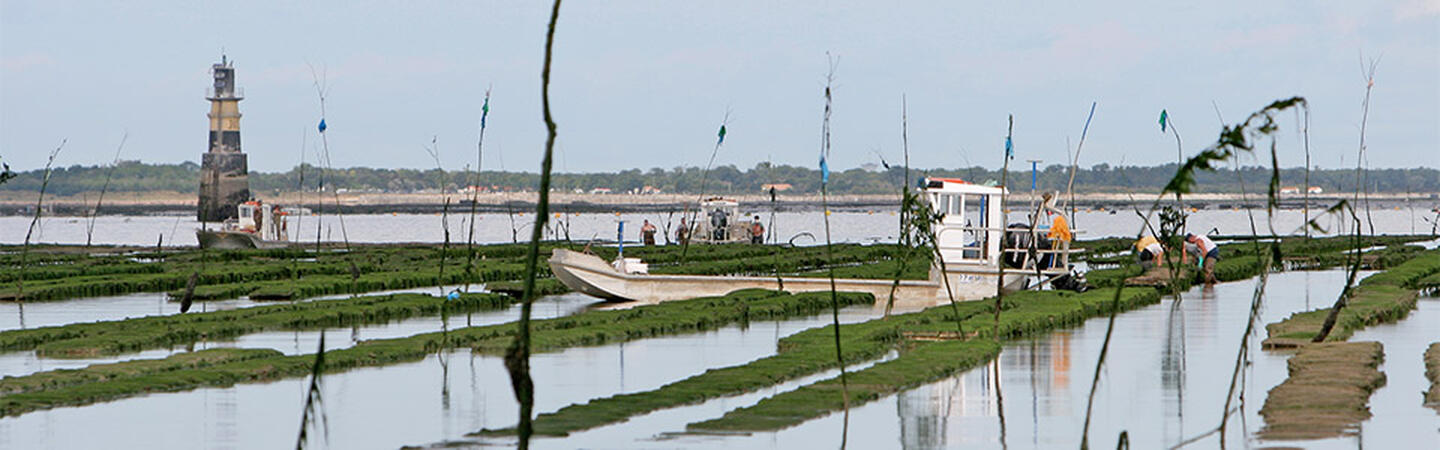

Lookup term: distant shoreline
[3,190,1436,216]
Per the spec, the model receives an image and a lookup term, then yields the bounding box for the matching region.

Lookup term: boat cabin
[922,177,1005,266]
[694,197,756,243]
[233,200,289,242]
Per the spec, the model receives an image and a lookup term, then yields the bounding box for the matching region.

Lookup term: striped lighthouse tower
[197,55,251,222]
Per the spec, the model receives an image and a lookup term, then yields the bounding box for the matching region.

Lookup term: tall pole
[1026,159,1042,213]
[995,116,1014,331]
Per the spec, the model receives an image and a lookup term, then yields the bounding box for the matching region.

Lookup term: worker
[1045,211,1071,243]
[1133,235,1165,270]
[749,215,765,244]
[709,208,728,241]
[1183,233,1220,285]
[641,220,657,246]
[676,218,690,245]
[1040,194,1071,269]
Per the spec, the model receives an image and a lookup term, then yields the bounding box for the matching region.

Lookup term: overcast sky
[2,1,1437,174]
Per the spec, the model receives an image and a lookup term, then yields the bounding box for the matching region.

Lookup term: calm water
[0,284,475,333]
[0,291,588,378]
[1327,297,1440,448]
[733,270,1439,450]
[4,208,1438,247]
[0,307,883,450]
[7,269,1436,449]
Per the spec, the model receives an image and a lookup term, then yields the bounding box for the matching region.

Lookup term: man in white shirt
[1183,233,1220,285]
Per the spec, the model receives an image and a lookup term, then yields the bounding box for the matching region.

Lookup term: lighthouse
[197,55,251,222]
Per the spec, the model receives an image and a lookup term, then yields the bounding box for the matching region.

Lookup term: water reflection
[811,269,1388,449]
[0,292,592,378]
[1160,299,1187,441]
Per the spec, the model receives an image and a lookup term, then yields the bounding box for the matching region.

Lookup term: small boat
[689,197,763,244]
[197,200,293,249]
[550,177,1084,307]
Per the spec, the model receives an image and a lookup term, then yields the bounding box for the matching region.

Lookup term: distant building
[641,185,662,194]
[590,187,612,194]
[1308,186,1324,194]
[761,183,793,192]
[1279,186,1300,194]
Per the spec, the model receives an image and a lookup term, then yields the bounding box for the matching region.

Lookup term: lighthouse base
[198,152,250,222]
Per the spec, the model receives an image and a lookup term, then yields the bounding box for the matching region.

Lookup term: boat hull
[196,230,289,250]
[547,249,1026,308]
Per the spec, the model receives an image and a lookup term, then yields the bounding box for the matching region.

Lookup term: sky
[2,1,1438,174]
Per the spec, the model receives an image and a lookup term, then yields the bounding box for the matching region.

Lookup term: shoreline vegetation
[1,161,1437,216]
[3,162,1437,198]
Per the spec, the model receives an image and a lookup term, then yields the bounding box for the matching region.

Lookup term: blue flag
[318,118,327,133]
[1159,109,1168,132]
[717,125,727,145]
[819,154,829,185]
[1004,136,1013,159]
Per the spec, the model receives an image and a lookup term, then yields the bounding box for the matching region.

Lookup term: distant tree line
[2,160,1437,196]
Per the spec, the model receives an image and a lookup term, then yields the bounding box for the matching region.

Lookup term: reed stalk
[294,332,327,450]
[995,117,1013,334]
[1064,102,1097,225]
[1311,60,1379,343]
[292,129,307,281]
[883,96,912,317]
[85,132,127,248]
[310,67,350,252]
[465,89,492,292]
[679,112,731,263]
[1215,134,1285,443]
[816,56,850,448]
[992,116,1015,448]
[1302,108,1312,238]
[424,137,452,297]
[1088,98,1308,449]
[16,141,65,306]
[503,2,562,447]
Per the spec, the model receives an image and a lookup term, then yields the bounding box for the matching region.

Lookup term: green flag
[1159,109,1168,132]
[480,97,490,128]
[717,125,727,145]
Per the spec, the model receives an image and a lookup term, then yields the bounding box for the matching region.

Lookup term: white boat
[687,197,762,244]
[196,200,293,249]
[549,177,1082,307]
